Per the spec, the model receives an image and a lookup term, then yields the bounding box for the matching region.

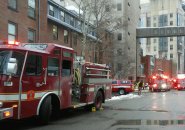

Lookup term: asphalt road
[1,90,185,130]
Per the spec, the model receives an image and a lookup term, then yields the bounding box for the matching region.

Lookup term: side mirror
[7,58,18,75]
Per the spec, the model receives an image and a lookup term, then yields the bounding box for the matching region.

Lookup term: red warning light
[152,76,157,79]
[8,41,20,46]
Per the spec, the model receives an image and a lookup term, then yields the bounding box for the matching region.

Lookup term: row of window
[146,13,185,27]
[152,45,173,52]
[48,3,96,37]
[8,21,36,42]
[148,37,182,44]
[8,0,36,19]
[152,21,174,27]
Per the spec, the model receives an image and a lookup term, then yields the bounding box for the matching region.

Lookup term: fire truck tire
[94,91,103,110]
[118,89,125,95]
[38,96,52,124]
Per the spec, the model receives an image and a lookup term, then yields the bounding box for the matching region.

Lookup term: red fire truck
[0,41,112,123]
[149,74,171,92]
[171,74,185,90]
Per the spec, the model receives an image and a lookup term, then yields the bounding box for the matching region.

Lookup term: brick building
[0,0,113,65]
[142,55,172,82]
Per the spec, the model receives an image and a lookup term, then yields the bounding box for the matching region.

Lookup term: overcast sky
[140,0,150,4]
[140,0,185,4]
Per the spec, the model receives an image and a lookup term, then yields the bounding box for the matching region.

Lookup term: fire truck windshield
[0,50,24,76]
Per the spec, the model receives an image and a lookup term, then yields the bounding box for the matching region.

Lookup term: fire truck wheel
[94,91,103,110]
[38,96,52,124]
[118,89,125,95]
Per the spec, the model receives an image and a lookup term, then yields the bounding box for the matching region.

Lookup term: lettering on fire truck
[0,41,112,124]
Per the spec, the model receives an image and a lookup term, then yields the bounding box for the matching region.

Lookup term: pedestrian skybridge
[136,26,185,38]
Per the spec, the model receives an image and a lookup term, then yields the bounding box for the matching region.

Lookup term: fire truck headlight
[0,102,3,107]
[162,84,167,89]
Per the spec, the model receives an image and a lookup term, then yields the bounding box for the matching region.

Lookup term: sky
[140,0,185,4]
[140,0,150,4]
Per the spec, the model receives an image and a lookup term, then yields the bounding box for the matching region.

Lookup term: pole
[136,38,139,80]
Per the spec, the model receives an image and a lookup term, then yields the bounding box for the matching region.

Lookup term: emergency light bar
[8,41,20,45]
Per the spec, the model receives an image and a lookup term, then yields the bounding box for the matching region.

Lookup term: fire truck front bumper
[0,107,13,120]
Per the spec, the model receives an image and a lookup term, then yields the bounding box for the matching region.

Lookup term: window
[28,29,36,43]
[117,3,122,11]
[147,38,151,45]
[117,33,122,40]
[112,80,118,84]
[64,30,68,44]
[62,60,71,77]
[0,51,24,76]
[59,10,64,21]
[153,23,156,27]
[48,58,59,76]
[70,17,74,26]
[53,25,58,40]
[64,13,70,24]
[159,37,168,51]
[170,45,173,50]
[49,5,54,16]
[147,17,151,27]
[170,21,173,25]
[170,37,173,41]
[8,0,17,10]
[154,46,156,51]
[170,54,173,59]
[8,22,17,41]
[25,54,42,75]
[170,13,173,18]
[28,0,36,19]
[158,14,168,27]
[153,39,156,43]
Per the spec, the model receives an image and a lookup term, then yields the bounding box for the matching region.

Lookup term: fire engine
[149,74,171,92]
[172,74,185,90]
[0,41,112,123]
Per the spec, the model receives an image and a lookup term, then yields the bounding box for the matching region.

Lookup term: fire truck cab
[149,74,171,92]
[0,42,112,123]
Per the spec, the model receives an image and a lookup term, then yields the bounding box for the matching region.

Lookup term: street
[1,90,185,130]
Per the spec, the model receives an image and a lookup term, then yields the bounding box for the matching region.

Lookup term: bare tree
[72,0,121,62]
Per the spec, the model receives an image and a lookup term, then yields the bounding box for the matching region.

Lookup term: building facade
[0,0,113,66]
[110,0,141,80]
[140,0,185,77]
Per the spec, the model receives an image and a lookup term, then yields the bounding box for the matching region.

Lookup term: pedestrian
[138,80,143,95]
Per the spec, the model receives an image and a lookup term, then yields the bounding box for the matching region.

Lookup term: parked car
[112,80,134,95]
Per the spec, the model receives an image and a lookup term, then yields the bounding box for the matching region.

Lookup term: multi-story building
[0,0,113,66]
[110,0,141,80]
[140,0,185,76]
